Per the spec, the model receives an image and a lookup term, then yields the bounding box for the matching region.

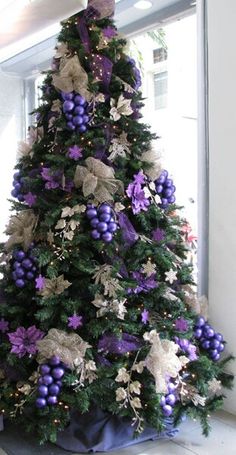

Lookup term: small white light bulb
[134,0,153,10]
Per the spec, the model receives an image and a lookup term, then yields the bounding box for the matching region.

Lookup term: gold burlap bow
[74,157,124,202]
[88,0,115,18]
[140,149,162,181]
[4,210,38,252]
[37,329,91,368]
[52,55,92,102]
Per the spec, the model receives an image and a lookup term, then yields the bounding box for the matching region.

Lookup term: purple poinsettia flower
[102,26,117,39]
[8,326,44,358]
[41,167,61,189]
[175,318,189,332]
[24,192,37,207]
[0,318,9,333]
[152,228,165,242]
[129,271,158,294]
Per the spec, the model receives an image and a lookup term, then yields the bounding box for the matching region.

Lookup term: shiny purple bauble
[42,374,54,386]
[56,380,63,387]
[49,384,60,396]
[165,394,176,406]
[212,352,220,361]
[201,340,210,349]
[22,259,33,270]
[13,261,21,269]
[62,92,74,101]
[91,217,99,228]
[210,339,220,349]
[102,232,113,243]
[40,364,51,375]
[162,404,173,417]
[63,100,75,112]
[18,194,25,202]
[38,377,44,385]
[67,122,76,130]
[86,208,97,219]
[15,279,25,288]
[78,125,87,133]
[215,333,223,341]
[218,343,225,352]
[73,115,83,126]
[108,222,117,233]
[160,396,166,406]
[156,175,166,185]
[16,250,26,261]
[36,397,47,408]
[74,95,86,105]
[47,395,58,405]
[26,271,34,280]
[205,328,215,338]
[74,106,85,115]
[15,268,25,278]
[194,328,202,339]
[11,189,19,198]
[168,383,176,394]
[14,182,21,192]
[12,272,17,280]
[168,195,176,204]
[156,184,163,194]
[65,113,73,120]
[49,356,61,366]
[97,222,108,233]
[161,198,168,207]
[98,204,112,214]
[99,213,111,223]
[13,171,20,179]
[83,115,90,124]
[165,178,173,188]
[38,385,48,398]
[91,230,101,240]
[163,188,173,198]
[51,367,65,380]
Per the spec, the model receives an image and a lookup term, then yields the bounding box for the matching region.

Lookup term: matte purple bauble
[86,208,97,219]
[22,259,33,270]
[91,230,101,240]
[97,222,108,233]
[74,106,85,115]
[74,95,85,105]
[82,115,89,124]
[73,115,83,126]
[99,213,111,223]
[42,374,54,385]
[15,268,25,278]
[49,384,60,396]
[102,232,113,243]
[168,195,176,204]
[51,367,65,380]
[78,125,87,133]
[165,178,173,188]
[16,251,26,261]
[108,222,117,233]
[162,405,173,417]
[67,122,76,130]
[38,385,48,398]
[49,356,61,366]
[62,92,74,101]
[218,343,225,352]
[215,333,223,341]
[47,395,58,405]
[165,394,176,406]
[156,184,163,194]
[15,279,25,288]
[36,397,47,408]
[160,396,166,406]
[194,328,202,339]
[201,340,210,349]
[90,217,99,228]
[63,100,75,112]
[40,364,51,375]
[98,204,111,214]
[26,271,34,280]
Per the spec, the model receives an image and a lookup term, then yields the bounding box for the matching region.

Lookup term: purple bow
[118,212,139,247]
[77,16,91,53]
[91,54,113,90]
[98,333,142,355]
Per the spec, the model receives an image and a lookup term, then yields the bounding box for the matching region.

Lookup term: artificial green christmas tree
[0,0,233,451]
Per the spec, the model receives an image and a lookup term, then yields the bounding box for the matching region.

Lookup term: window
[154,71,168,110]
[153,47,168,64]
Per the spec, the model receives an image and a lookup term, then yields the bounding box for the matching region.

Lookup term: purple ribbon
[118,212,139,247]
[98,333,142,355]
[91,54,113,90]
[77,17,91,53]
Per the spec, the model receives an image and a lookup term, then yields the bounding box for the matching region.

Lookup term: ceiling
[0,0,195,73]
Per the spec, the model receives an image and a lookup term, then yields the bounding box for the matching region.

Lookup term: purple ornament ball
[194,328,202,339]
[215,333,223,342]
[82,115,90,124]
[14,182,22,192]
[42,374,54,386]
[16,250,26,261]
[160,396,166,406]
[213,353,220,361]
[99,213,111,223]
[47,395,58,405]
[218,343,225,352]
[156,184,163,194]
[201,340,210,349]
[22,259,33,270]
[78,125,87,133]
[15,279,25,288]
[102,232,113,243]
[73,115,83,126]
[26,272,34,280]
[162,170,168,178]
[63,100,75,112]
[210,339,220,349]
[108,222,117,233]
[67,122,76,131]
[86,208,97,219]
[74,95,86,105]
[38,385,48,398]
[161,198,168,207]
[49,356,61,366]
[97,222,108,233]
[18,194,25,202]
[49,384,60,396]
[74,106,85,115]
[205,328,215,338]
[156,175,166,185]
[36,397,47,408]
[209,349,218,358]
[51,367,65,380]
[163,188,173,198]
[90,217,100,228]
[56,380,63,387]
[168,195,176,204]
[165,394,176,406]
[61,92,74,101]
[15,268,25,278]
[13,171,20,180]
[168,382,176,394]
[165,178,173,188]
[98,204,112,214]
[65,113,73,120]
[162,404,173,417]
[13,261,21,269]
[91,230,101,240]
[40,364,51,375]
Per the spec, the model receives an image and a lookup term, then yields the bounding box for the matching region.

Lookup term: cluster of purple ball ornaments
[86,203,118,243]
[127,57,142,90]
[194,316,225,362]
[11,170,25,202]
[36,356,65,408]
[160,382,177,417]
[62,92,90,133]
[12,248,38,288]
[155,170,176,209]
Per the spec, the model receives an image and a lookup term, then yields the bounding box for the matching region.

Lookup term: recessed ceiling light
[134,0,153,10]
[190,1,197,5]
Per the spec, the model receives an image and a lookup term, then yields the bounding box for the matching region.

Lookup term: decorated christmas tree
[0,0,233,451]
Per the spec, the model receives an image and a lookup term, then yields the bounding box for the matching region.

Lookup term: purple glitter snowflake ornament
[68,314,83,330]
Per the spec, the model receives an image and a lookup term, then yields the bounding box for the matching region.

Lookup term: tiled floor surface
[0,410,235,455]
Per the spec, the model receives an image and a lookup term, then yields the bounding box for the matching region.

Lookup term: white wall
[0,71,23,240]
[208,0,236,414]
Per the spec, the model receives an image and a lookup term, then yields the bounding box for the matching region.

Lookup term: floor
[0,410,235,455]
